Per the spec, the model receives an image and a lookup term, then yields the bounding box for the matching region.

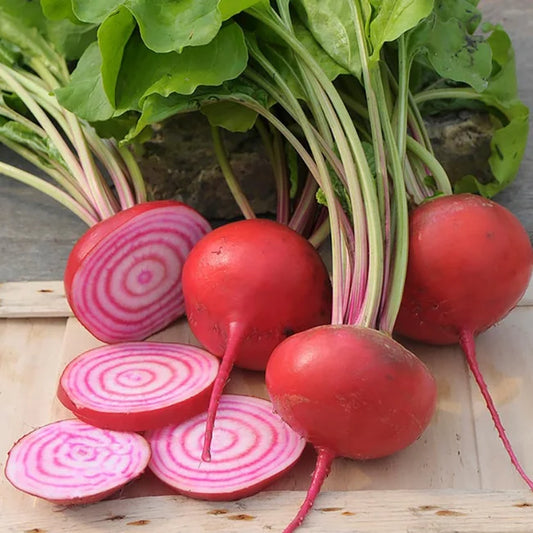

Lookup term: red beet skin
[266,325,437,460]
[395,193,532,345]
[183,218,332,371]
[182,218,332,461]
[266,325,437,533]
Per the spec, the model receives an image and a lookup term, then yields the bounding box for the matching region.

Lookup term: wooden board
[1,282,533,531]
[0,281,71,318]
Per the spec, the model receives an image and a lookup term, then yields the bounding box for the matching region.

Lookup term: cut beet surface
[58,342,219,432]
[5,419,151,505]
[64,201,211,344]
[145,394,306,501]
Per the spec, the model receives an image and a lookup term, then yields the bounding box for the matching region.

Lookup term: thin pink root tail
[460,330,533,490]
[201,322,244,462]
[201,352,234,462]
[283,447,336,533]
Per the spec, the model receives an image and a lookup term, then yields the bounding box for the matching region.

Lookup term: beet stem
[201,321,245,462]
[460,329,533,490]
[282,447,336,533]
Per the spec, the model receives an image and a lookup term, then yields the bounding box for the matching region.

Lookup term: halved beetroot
[64,200,211,344]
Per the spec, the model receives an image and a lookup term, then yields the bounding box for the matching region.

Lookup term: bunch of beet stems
[234,2,447,327]
[206,21,452,250]
[210,119,330,246]
[0,28,146,227]
[220,3,452,530]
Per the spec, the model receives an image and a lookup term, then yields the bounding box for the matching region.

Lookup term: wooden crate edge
[2,489,532,533]
[0,280,72,318]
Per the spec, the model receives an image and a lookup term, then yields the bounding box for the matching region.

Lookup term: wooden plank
[0,317,68,513]
[51,316,481,492]
[0,281,71,318]
[1,288,532,530]
[2,490,533,533]
[467,306,533,489]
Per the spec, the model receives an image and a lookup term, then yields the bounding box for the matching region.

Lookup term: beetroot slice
[65,201,211,344]
[145,394,306,501]
[5,419,150,505]
[58,342,219,432]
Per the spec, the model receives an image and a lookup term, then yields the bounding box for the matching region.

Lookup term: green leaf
[483,25,518,102]
[45,19,97,60]
[0,120,65,166]
[218,0,263,20]
[73,0,222,52]
[425,18,491,93]
[0,1,95,63]
[483,102,529,195]
[427,23,528,198]
[0,7,64,75]
[0,39,19,66]
[91,112,140,140]
[315,165,351,215]
[98,7,136,107]
[55,42,115,121]
[125,78,268,141]
[294,0,362,78]
[315,163,351,215]
[201,101,257,131]
[369,0,433,61]
[116,22,248,111]
[127,0,221,52]
[433,0,481,33]
[454,26,529,196]
[408,2,492,93]
[285,142,299,199]
[40,0,79,23]
[72,0,123,23]
[0,92,29,117]
[316,187,327,207]
[293,18,349,81]
[0,0,50,31]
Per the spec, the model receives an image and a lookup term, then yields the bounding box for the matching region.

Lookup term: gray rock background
[0,0,531,281]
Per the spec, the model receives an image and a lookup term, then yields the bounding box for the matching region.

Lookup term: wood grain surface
[2,489,533,533]
[1,282,533,531]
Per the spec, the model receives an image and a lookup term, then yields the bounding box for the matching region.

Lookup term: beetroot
[145,394,306,500]
[395,193,533,488]
[266,325,437,532]
[395,194,532,344]
[65,200,211,344]
[57,342,219,432]
[182,218,332,460]
[5,419,150,505]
